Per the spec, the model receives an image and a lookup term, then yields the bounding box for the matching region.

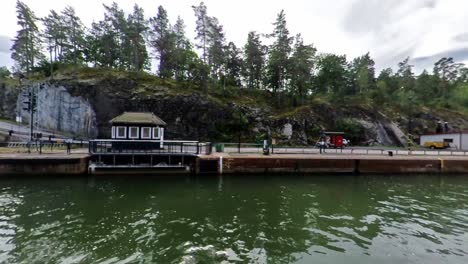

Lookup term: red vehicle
[317,132,348,148]
[325,132,345,148]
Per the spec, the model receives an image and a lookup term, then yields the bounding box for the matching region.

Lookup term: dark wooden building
[110,112,167,142]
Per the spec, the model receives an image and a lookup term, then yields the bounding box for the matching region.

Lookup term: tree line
[9,0,468,109]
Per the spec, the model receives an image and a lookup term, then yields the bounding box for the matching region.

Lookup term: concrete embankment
[198,154,468,175]
[0,154,90,175]
[2,153,468,176]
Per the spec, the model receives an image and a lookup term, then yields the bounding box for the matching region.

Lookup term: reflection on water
[0,175,467,263]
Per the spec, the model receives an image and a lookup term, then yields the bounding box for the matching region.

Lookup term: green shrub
[0,66,10,78]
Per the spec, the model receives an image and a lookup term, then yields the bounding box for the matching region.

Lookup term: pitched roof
[110,112,167,126]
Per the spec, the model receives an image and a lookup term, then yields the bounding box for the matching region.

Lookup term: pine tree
[206,17,226,82]
[83,24,100,66]
[266,10,293,97]
[243,31,266,89]
[11,0,43,73]
[173,16,194,81]
[288,34,316,105]
[349,52,376,95]
[87,20,119,67]
[61,6,86,65]
[433,57,464,98]
[42,10,64,75]
[126,4,149,71]
[415,70,438,102]
[397,57,415,91]
[314,54,348,96]
[103,2,128,69]
[150,5,176,78]
[192,2,210,65]
[224,42,243,87]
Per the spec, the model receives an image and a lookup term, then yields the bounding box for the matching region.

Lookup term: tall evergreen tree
[349,53,376,95]
[11,0,43,73]
[314,54,348,97]
[397,57,415,91]
[372,68,397,106]
[42,10,64,74]
[415,70,438,102]
[266,10,293,97]
[206,17,226,81]
[224,42,243,87]
[243,31,266,89]
[83,23,99,66]
[192,2,210,65]
[288,34,316,105]
[86,20,119,67]
[61,6,86,65]
[433,57,464,98]
[126,4,149,71]
[192,2,226,83]
[103,2,128,69]
[150,5,176,78]
[173,16,197,81]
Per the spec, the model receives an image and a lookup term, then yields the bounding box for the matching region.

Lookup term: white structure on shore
[110,112,166,143]
[420,132,468,150]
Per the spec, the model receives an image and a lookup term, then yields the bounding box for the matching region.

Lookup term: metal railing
[89,140,212,156]
[213,142,468,156]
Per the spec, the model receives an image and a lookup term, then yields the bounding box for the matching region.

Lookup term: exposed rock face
[0,82,19,119]
[3,75,468,145]
[14,83,98,138]
[282,124,293,140]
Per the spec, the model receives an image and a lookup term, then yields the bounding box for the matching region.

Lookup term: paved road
[0,120,65,141]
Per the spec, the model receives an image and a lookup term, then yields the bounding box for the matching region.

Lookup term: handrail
[90,139,200,143]
[213,142,468,156]
[88,140,212,155]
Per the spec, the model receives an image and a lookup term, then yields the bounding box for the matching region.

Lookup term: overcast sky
[1,0,468,73]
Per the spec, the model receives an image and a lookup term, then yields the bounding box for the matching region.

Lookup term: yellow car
[423,141,449,149]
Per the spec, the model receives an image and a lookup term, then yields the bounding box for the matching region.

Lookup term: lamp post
[238,110,242,154]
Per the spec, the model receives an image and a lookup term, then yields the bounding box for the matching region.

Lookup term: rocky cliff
[1,69,468,145]
[11,83,97,138]
[0,80,19,120]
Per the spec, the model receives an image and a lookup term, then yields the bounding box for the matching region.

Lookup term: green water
[0,175,467,264]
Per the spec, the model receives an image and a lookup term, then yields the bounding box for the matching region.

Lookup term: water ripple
[0,176,467,263]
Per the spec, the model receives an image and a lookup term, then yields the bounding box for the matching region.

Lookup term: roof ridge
[109,112,167,126]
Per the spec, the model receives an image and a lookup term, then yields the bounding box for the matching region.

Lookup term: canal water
[0,175,467,264]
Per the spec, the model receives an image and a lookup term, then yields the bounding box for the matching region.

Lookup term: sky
[1,0,468,74]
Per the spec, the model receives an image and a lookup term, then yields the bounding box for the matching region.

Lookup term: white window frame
[129,126,139,139]
[116,126,127,139]
[141,127,151,139]
[152,127,160,139]
[111,126,115,139]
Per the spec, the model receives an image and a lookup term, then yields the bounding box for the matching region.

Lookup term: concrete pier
[0,153,90,175]
[197,154,468,175]
[2,152,468,176]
